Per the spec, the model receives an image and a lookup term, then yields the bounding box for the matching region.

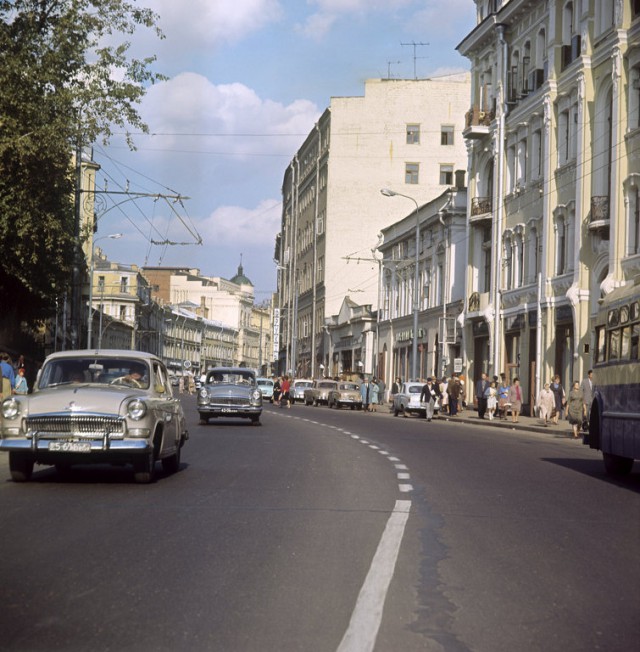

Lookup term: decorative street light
[380,188,421,381]
[87,233,122,349]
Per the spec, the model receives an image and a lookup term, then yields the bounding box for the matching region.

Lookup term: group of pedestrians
[0,352,28,399]
[360,377,382,412]
[536,370,593,437]
[272,375,291,408]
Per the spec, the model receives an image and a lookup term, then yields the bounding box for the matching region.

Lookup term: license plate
[221,408,238,413]
[48,441,91,453]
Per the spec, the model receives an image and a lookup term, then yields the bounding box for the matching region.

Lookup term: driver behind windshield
[112,363,148,389]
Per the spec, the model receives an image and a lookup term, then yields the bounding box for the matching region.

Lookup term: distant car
[304,379,338,406]
[291,379,313,403]
[256,377,275,401]
[392,382,427,417]
[328,382,363,410]
[198,367,262,425]
[0,350,188,483]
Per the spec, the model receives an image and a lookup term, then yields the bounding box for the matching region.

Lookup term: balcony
[470,196,492,223]
[589,196,610,235]
[463,106,494,140]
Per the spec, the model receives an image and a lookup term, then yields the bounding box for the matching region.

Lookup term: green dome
[230,263,253,286]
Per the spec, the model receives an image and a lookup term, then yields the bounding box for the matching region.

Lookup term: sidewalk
[371,404,578,438]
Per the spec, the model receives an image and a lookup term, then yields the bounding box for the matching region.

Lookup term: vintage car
[303,379,338,406]
[328,382,363,410]
[198,367,262,425]
[291,379,313,403]
[0,350,188,483]
[256,377,275,402]
[392,381,427,417]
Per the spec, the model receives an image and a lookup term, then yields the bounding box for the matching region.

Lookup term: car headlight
[2,398,20,419]
[127,399,147,421]
[198,388,208,399]
[251,390,262,404]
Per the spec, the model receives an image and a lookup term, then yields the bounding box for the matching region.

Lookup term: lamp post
[380,188,421,381]
[87,233,122,349]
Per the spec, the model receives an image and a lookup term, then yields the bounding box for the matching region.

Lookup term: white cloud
[203,200,282,247]
[146,0,284,47]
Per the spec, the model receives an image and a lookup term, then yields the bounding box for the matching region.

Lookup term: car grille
[212,397,250,407]
[26,416,126,439]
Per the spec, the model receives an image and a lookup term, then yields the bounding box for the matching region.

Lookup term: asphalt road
[1,397,638,652]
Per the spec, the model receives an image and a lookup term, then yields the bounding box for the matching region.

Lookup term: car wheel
[198,413,209,425]
[161,443,181,474]
[393,406,399,417]
[402,405,408,417]
[313,399,318,407]
[9,452,34,482]
[603,452,634,476]
[133,450,156,484]
[250,415,261,426]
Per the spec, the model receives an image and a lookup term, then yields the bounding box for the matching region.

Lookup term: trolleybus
[587,275,640,475]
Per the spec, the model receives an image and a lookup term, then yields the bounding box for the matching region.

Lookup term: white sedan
[392,382,427,418]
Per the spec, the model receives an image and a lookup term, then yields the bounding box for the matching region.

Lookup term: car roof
[44,349,160,363]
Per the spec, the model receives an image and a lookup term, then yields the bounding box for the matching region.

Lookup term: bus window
[609,329,620,360]
[595,326,606,363]
[632,324,640,361]
[631,301,639,321]
[621,327,631,359]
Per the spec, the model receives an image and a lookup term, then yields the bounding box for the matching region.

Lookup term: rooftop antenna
[401,41,429,79]
[386,60,401,79]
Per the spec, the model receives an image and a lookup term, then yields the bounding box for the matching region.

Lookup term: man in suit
[580,369,594,421]
[476,372,489,419]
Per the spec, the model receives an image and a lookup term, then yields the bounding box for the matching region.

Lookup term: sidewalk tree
[0,0,165,329]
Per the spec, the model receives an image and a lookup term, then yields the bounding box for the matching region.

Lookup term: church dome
[230,262,253,286]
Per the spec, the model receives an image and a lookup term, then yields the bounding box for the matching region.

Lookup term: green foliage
[0,0,164,326]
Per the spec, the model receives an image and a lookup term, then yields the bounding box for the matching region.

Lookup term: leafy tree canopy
[0,0,164,328]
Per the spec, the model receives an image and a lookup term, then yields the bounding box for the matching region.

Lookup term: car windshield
[38,357,150,390]
[407,385,422,394]
[257,379,273,387]
[339,383,359,391]
[207,370,255,386]
[295,381,313,388]
[318,382,335,388]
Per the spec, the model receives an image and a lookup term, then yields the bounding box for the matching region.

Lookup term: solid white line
[336,500,411,652]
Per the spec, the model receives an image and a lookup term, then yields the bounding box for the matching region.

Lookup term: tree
[0,0,164,331]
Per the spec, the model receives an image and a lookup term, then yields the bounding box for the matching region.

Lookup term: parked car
[198,367,262,425]
[0,350,188,483]
[304,379,338,406]
[291,379,313,403]
[328,382,363,410]
[256,377,275,401]
[392,381,427,417]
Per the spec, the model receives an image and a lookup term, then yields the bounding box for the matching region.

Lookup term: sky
[95,0,476,300]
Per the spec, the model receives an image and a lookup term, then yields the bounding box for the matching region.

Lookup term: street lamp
[380,188,421,381]
[87,233,122,349]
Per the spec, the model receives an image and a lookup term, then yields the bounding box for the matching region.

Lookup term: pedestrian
[0,352,16,400]
[448,373,461,416]
[537,382,555,426]
[439,377,449,414]
[485,380,497,420]
[273,376,281,405]
[475,372,489,419]
[567,380,585,438]
[389,376,401,412]
[550,374,566,425]
[360,377,371,412]
[420,377,440,421]
[580,369,594,423]
[507,377,523,423]
[280,375,291,408]
[370,378,380,412]
[188,374,195,395]
[376,377,386,405]
[498,375,510,420]
[13,367,28,395]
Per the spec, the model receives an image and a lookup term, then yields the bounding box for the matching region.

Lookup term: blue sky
[96,0,476,299]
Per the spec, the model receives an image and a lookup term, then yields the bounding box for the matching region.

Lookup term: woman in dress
[507,377,523,423]
[550,374,565,425]
[485,381,498,420]
[537,382,555,426]
[498,376,510,420]
[567,380,585,438]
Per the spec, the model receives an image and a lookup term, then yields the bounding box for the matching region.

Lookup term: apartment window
[119,305,127,321]
[556,219,568,275]
[439,164,453,185]
[507,144,516,192]
[406,124,420,144]
[531,129,542,179]
[517,138,527,184]
[98,276,105,291]
[629,67,640,130]
[634,0,640,19]
[120,276,128,293]
[481,225,492,293]
[558,110,570,165]
[441,125,454,145]
[504,239,513,290]
[405,162,419,184]
[632,187,640,255]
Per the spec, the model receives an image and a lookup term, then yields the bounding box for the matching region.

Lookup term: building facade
[458,0,640,411]
[276,74,471,378]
